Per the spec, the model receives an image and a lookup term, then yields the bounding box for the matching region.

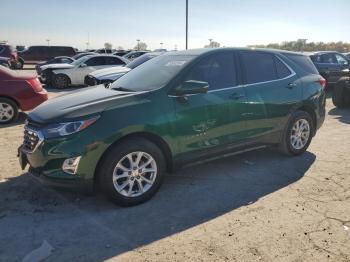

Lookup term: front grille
[23,128,40,152]
[85,75,99,86]
[22,119,44,153]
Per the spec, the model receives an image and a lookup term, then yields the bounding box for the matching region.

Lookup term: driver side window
[184,52,237,91]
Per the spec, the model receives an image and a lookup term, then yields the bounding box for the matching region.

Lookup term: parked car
[0,44,20,69]
[41,55,129,88]
[35,56,74,79]
[36,53,96,83]
[18,48,326,206]
[95,48,114,54]
[113,50,132,57]
[17,46,76,68]
[85,52,164,86]
[0,66,48,124]
[0,57,11,68]
[123,51,149,60]
[309,51,350,87]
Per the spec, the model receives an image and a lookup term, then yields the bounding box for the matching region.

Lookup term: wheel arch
[94,131,173,182]
[295,104,317,136]
[0,95,20,108]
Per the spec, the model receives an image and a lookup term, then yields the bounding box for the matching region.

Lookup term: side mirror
[80,63,87,68]
[175,80,209,96]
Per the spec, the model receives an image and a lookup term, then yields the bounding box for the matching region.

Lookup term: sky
[1,0,350,51]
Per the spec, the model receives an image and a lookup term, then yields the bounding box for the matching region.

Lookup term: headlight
[42,116,99,139]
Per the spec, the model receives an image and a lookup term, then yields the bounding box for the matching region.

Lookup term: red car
[0,65,48,124]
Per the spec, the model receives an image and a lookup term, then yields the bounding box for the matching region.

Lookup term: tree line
[249,39,350,53]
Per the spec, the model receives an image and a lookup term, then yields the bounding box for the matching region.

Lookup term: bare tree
[134,42,147,51]
[104,42,113,49]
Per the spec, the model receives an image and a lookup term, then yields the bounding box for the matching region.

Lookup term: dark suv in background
[309,51,350,87]
[18,46,76,68]
[0,43,20,68]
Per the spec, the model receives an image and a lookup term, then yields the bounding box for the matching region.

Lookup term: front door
[171,51,247,160]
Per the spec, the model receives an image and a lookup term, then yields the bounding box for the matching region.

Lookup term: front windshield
[111,54,195,92]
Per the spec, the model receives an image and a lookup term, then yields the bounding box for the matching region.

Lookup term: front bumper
[17,124,108,193]
[29,166,93,192]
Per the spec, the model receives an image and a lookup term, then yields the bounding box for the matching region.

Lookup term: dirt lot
[0,79,349,261]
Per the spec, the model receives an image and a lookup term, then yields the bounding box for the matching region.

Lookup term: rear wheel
[279,111,314,156]
[16,58,24,69]
[0,98,18,124]
[52,74,70,89]
[98,138,166,206]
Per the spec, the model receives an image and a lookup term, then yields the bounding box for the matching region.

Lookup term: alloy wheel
[112,151,158,197]
[290,119,310,150]
[0,102,15,123]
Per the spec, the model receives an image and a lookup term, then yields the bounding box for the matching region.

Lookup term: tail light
[319,78,326,89]
[26,78,43,92]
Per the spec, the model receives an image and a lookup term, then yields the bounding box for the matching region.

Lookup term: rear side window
[275,57,291,78]
[320,53,336,64]
[241,52,277,84]
[184,52,237,90]
[284,54,319,75]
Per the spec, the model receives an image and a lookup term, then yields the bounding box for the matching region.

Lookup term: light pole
[208,38,213,48]
[185,0,188,49]
[136,39,140,50]
[160,42,164,49]
[46,39,50,46]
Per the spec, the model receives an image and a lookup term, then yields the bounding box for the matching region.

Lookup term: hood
[28,85,144,124]
[40,63,74,70]
[90,66,130,78]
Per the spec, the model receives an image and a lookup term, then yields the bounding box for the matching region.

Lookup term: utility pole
[46,39,50,46]
[136,39,140,50]
[185,0,188,49]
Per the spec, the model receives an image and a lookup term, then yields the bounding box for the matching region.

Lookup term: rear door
[72,56,106,84]
[172,51,248,160]
[317,53,339,84]
[239,51,301,143]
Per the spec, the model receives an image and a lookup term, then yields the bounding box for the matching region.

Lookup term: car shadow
[0,112,27,128]
[0,148,315,261]
[44,84,88,94]
[328,107,350,124]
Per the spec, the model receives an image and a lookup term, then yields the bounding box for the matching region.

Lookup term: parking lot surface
[0,76,349,261]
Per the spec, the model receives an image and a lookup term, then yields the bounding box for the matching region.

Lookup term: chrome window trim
[168,54,296,98]
[22,126,44,154]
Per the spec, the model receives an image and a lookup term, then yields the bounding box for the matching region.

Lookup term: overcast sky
[1,0,350,50]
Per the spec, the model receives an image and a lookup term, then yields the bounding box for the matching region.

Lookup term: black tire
[0,97,18,124]
[279,110,314,156]
[98,137,166,206]
[52,74,70,89]
[332,80,348,108]
[16,58,24,69]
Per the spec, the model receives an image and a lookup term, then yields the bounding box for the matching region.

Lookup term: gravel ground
[0,78,349,261]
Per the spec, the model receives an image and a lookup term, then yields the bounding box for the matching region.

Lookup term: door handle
[286,82,297,89]
[229,93,245,100]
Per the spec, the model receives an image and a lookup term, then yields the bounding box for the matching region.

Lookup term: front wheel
[279,111,314,156]
[52,74,70,89]
[98,138,166,206]
[0,98,18,124]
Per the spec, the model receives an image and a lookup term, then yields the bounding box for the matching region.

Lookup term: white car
[40,55,129,88]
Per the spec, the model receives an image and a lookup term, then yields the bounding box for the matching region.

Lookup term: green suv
[19,48,326,206]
